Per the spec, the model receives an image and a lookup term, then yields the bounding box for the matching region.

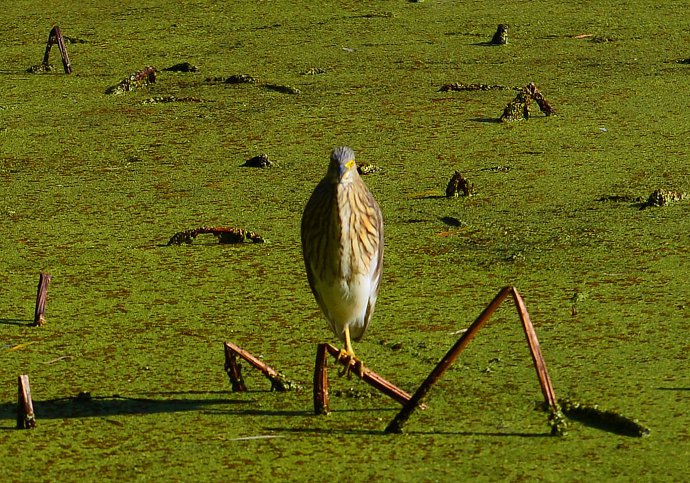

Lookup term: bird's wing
[301,184,339,336]
[354,190,384,342]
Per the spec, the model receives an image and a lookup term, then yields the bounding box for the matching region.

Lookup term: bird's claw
[336,350,364,378]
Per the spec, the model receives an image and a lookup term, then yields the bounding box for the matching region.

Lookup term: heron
[301,146,384,369]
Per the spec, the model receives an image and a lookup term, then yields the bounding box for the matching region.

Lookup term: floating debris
[489,24,509,45]
[243,153,274,168]
[357,162,381,175]
[559,398,650,437]
[596,194,645,203]
[481,165,512,172]
[302,67,327,75]
[27,63,55,73]
[643,188,686,208]
[358,12,395,19]
[591,36,616,43]
[105,66,157,95]
[438,82,512,92]
[226,74,258,84]
[167,227,266,246]
[141,96,202,104]
[501,90,531,122]
[204,74,298,93]
[500,82,556,122]
[264,84,301,94]
[204,74,258,84]
[506,252,525,263]
[547,404,568,436]
[445,171,476,198]
[332,388,379,399]
[675,58,690,64]
[163,62,198,72]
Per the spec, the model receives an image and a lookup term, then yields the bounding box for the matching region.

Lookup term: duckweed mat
[2,0,689,480]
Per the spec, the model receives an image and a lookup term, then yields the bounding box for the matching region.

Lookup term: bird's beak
[338,159,356,179]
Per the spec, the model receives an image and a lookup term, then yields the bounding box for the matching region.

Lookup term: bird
[301,146,384,370]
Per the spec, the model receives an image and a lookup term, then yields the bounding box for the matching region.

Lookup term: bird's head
[327,146,357,183]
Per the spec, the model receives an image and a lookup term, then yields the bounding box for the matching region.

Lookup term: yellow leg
[338,326,364,378]
[344,325,356,358]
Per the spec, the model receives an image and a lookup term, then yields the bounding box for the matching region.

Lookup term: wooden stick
[17,375,36,429]
[41,28,54,68]
[385,286,512,434]
[223,343,247,392]
[33,272,52,327]
[51,26,72,74]
[322,343,426,409]
[313,343,330,415]
[511,288,558,408]
[223,341,293,391]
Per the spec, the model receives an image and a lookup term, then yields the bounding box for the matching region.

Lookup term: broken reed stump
[17,375,36,429]
[313,344,330,415]
[28,26,72,74]
[385,286,559,434]
[445,171,476,198]
[490,24,509,45]
[500,82,556,122]
[313,343,427,415]
[223,341,298,391]
[105,66,158,95]
[33,272,52,327]
[223,344,247,392]
[243,153,275,168]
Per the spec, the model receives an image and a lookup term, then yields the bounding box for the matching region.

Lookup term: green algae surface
[2,0,690,480]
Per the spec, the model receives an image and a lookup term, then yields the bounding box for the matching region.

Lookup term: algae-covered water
[2,0,689,480]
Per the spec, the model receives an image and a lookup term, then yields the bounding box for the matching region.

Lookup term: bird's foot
[336,350,365,379]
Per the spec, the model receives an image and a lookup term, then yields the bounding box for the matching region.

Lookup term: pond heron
[301,146,384,362]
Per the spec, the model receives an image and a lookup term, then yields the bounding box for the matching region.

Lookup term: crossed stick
[385,286,557,433]
[42,26,72,74]
[222,286,647,436]
[222,286,554,427]
[312,343,427,415]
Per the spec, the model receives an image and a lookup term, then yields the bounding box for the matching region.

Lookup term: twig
[319,343,427,410]
[385,286,512,433]
[7,342,37,351]
[223,341,297,391]
[227,435,284,441]
[42,355,72,364]
[512,288,557,408]
[313,344,330,414]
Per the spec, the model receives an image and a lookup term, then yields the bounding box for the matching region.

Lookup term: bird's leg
[337,326,364,378]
